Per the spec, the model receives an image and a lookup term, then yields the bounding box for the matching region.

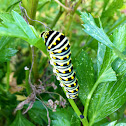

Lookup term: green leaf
[10,111,35,126]
[0,13,14,22]
[0,48,17,62]
[74,49,95,105]
[116,123,126,126]
[12,10,36,39]
[81,12,126,60]
[101,0,123,18]
[0,11,47,53]
[101,120,117,126]
[113,25,126,52]
[0,36,17,62]
[51,107,80,126]
[0,36,10,50]
[97,43,106,75]
[81,12,114,49]
[112,57,126,76]
[97,43,117,83]
[27,101,48,125]
[88,75,126,125]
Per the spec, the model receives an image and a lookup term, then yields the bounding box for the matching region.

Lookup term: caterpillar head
[41,31,49,39]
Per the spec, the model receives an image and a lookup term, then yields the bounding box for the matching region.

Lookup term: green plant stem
[6,61,10,91]
[22,0,39,83]
[50,7,63,29]
[65,0,82,35]
[83,79,100,120]
[62,88,88,126]
[68,99,89,126]
[25,69,31,95]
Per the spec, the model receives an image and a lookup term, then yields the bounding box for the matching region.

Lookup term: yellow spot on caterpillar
[47,33,49,35]
[71,76,74,79]
[68,85,71,87]
[48,46,51,49]
[72,95,75,97]
[51,52,54,54]
[60,57,63,60]
[61,64,63,66]
[65,47,68,50]
[69,43,70,46]
[62,33,64,36]
[45,36,47,38]
[63,84,65,86]
[57,38,60,41]
[71,90,74,93]
[67,55,69,59]
[69,69,71,72]
[66,78,68,81]
[67,62,69,65]
[74,83,76,86]
[54,62,56,65]
[63,71,65,74]
[66,90,68,92]
[56,70,59,73]
[53,57,56,59]
[58,50,62,53]
[53,42,56,45]
[77,94,78,96]
[60,77,62,80]
[76,89,78,91]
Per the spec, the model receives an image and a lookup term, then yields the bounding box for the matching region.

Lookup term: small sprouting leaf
[10,111,35,126]
[74,49,95,105]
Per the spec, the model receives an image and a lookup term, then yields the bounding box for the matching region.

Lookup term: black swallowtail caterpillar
[41,30,79,99]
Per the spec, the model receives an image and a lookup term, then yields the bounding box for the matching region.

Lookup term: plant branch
[6,61,10,91]
[62,88,88,126]
[50,6,64,29]
[65,0,82,35]
[54,0,72,11]
[83,79,100,120]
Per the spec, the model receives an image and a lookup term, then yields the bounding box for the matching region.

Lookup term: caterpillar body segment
[41,30,79,99]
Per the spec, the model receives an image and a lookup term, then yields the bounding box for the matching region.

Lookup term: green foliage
[27,101,48,125]
[0,85,17,126]
[0,36,17,62]
[51,107,80,126]
[10,111,35,126]
[0,11,47,54]
[101,0,123,18]
[74,50,95,105]
[0,0,126,126]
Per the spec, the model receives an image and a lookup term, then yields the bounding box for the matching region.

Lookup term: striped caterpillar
[41,30,79,99]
